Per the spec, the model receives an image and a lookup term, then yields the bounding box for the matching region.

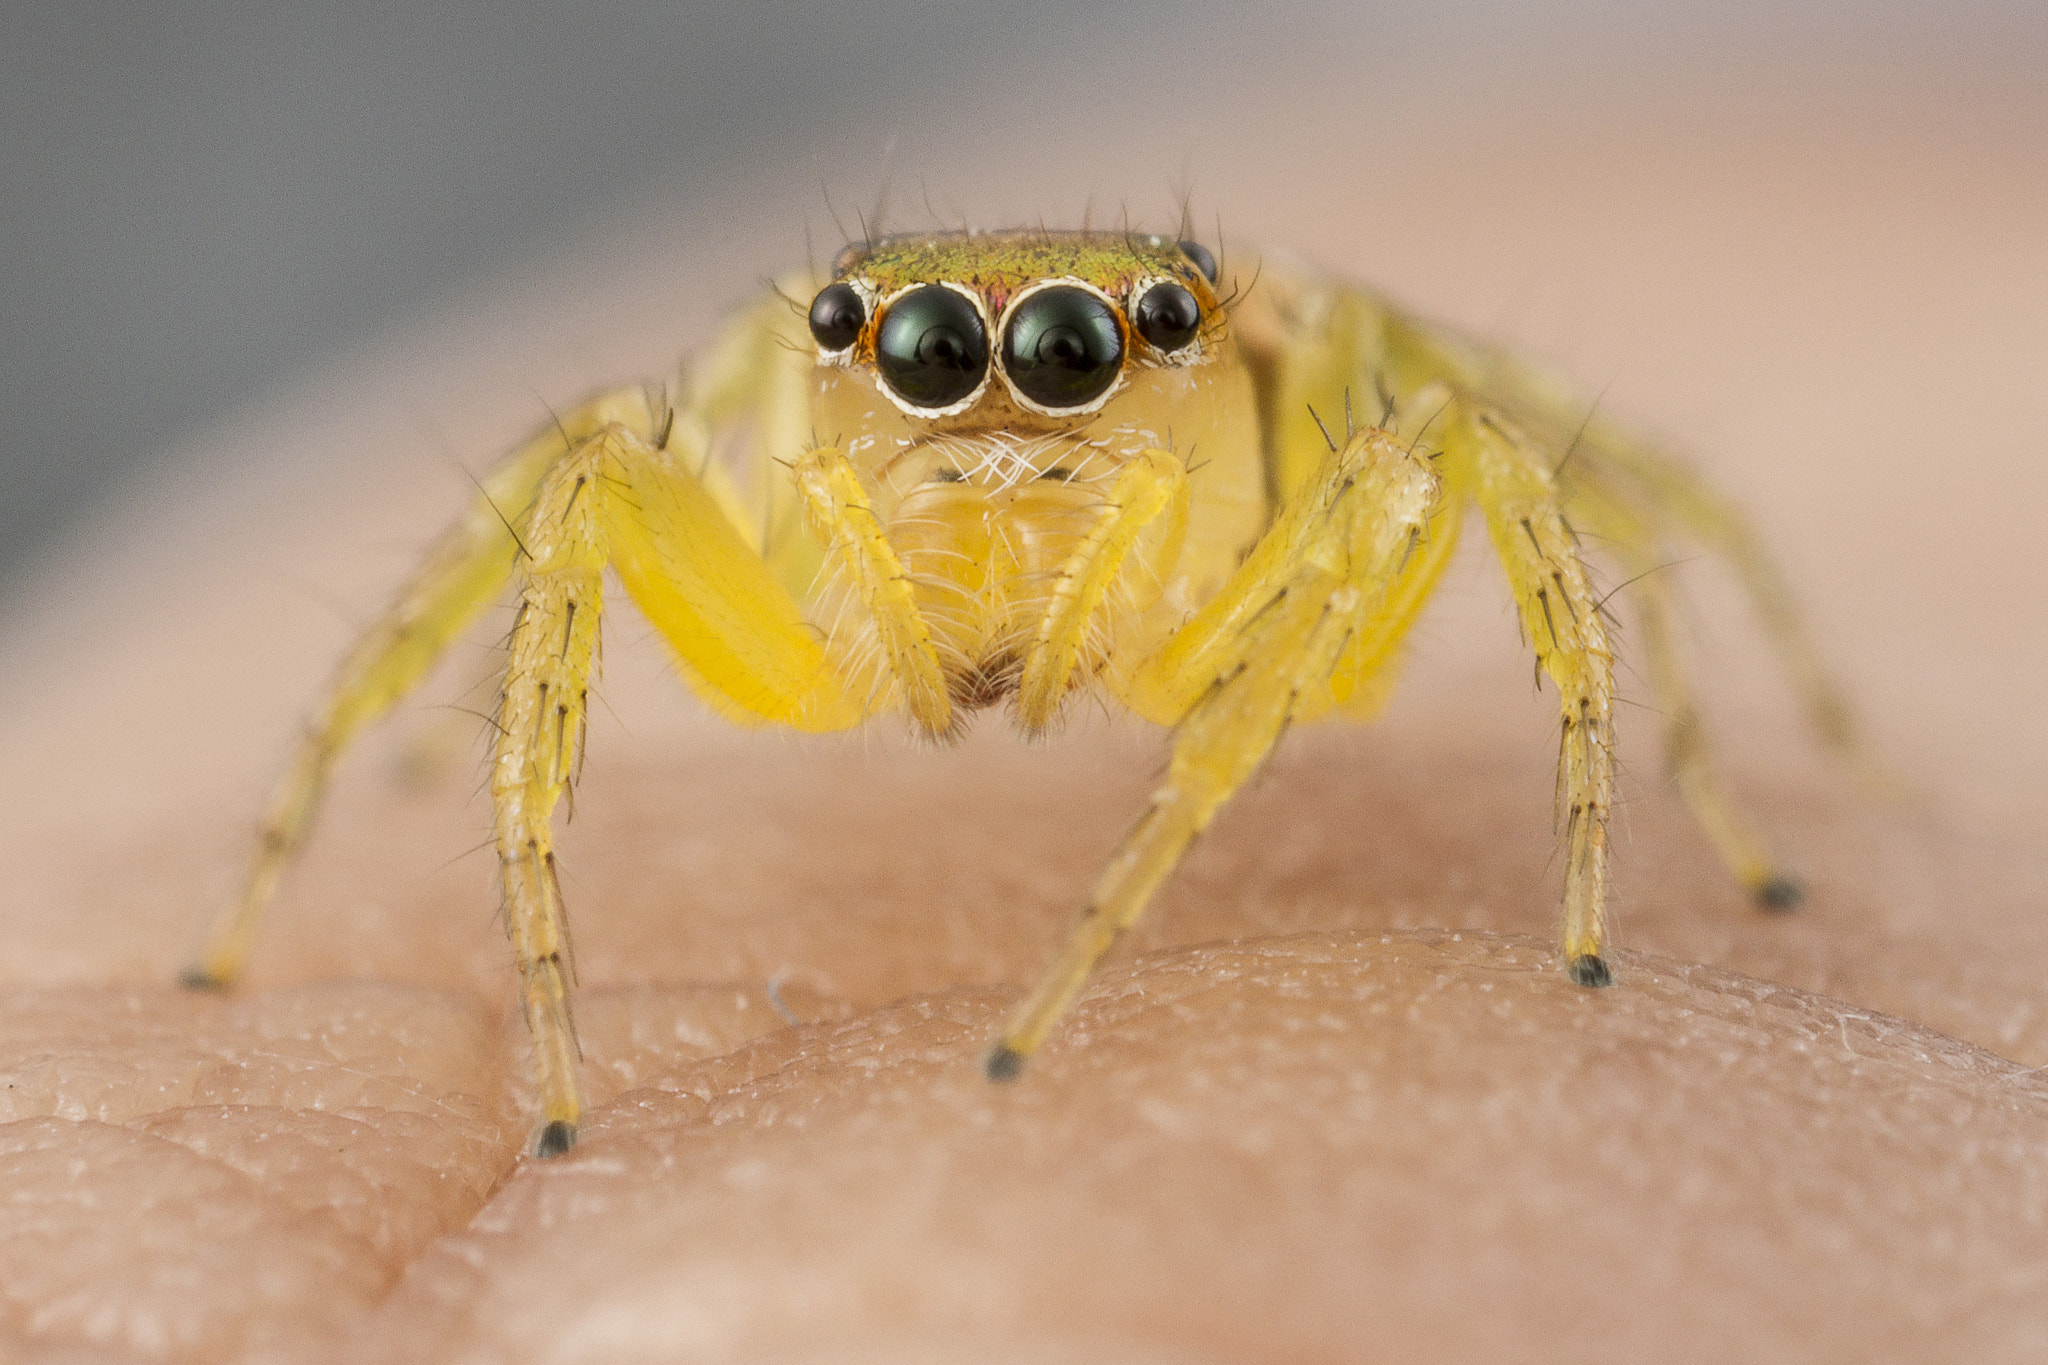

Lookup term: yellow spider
[182,229,1862,1158]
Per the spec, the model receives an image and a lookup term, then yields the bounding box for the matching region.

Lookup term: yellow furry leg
[1554,472,1807,907]
[500,422,861,1156]
[1629,557,1804,909]
[493,437,608,1157]
[991,428,1443,1078]
[182,386,666,990]
[1457,407,1618,986]
[1324,468,1464,721]
[1016,448,1188,732]
[1561,427,1884,792]
[793,447,954,737]
[677,275,831,597]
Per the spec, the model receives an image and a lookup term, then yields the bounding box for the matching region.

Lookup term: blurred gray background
[4,0,2043,598]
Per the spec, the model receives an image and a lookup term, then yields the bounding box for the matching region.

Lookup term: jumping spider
[185,229,1862,1156]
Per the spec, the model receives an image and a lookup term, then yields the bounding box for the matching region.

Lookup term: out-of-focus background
[4,0,2042,589]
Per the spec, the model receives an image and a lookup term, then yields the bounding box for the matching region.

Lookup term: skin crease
[4,99,2048,1363]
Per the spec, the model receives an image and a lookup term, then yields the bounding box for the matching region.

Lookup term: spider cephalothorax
[185,227,1862,1157]
[793,233,1260,729]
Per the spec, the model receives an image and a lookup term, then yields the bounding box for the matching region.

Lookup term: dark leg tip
[984,1044,1026,1084]
[1567,953,1614,989]
[1754,875,1805,913]
[532,1120,577,1159]
[177,967,229,993]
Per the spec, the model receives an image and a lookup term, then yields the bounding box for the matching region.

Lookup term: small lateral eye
[808,282,866,351]
[876,285,989,409]
[1134,282,1202,352]
[1002,286,1124,409]
[1177,240,1218,284]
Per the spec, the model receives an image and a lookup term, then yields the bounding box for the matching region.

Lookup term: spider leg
[186,279,827,995]
[681,276,832,598]
[1215,262,1464,725]
[1456,405,1618,986]
[1016,447,1188,733]
[181,385,668,990]
[500,421,861,1157]
[793,446,957,738]
[989,426,1444,1078]
[189,282,858,1155]
[494,441,606,1158]
[1631,552,1803,908]
[1322,476,1464,722]
[1237,259,1857,967]
[1554,473,1805,907]
[1559,421,1884,791]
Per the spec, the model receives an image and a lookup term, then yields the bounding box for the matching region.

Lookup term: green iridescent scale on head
[837,230,1214,312]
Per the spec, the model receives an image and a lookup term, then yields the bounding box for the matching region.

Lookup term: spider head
[807,229,1228,430]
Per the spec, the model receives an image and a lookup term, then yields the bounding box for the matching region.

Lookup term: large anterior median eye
[876,286,988,409]
[1001,286,1124,409]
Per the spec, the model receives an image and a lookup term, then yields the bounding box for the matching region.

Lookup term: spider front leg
[185,279,834,997]
[988,426,1445,1079]
[496,423,863,1156]
[193,356,860,1158]
[1456,407,1618,986]
[493,438,608,1157]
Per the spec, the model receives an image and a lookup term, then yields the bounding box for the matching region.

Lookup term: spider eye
[1001,286,1124,409]
[1177,240,1218,284]
[876,286,988,409]
[1134,282,1202,352]
[808,282,866,351]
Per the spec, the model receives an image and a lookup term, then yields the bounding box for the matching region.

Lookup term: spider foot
[1753,875,1805,912]
[532,1120,578,1159]
[984,1044,1027,1084]
[1567,953,1614,989]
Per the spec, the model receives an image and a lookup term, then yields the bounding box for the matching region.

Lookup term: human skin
[3,95,2046,1362]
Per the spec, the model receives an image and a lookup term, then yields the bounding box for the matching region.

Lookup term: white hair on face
[934,432,1076,493]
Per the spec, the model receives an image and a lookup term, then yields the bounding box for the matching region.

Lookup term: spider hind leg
[181,385,670,990]
[1630,551,1805,911]
[1554,464,1811,912]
